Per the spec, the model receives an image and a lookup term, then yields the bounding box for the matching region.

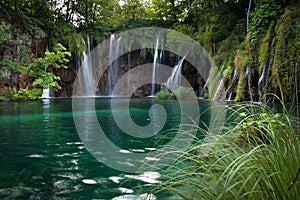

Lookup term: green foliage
[250,1,283,47]
[11,88,42,100]
[271,5,300,103]
[0,21,12,44]
[155,86,197,100]
[237,111,283,145]
[155,89,173,100]
[258,21,275,74]
[196,24,214,50]
[13,43,71,100]
[172,24,195,38]
[0,0,299,103]
[174,86,197,100]
[151,103,300,199]
[234,48,249,101]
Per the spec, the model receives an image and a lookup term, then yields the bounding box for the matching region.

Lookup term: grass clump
[151,103,300,199]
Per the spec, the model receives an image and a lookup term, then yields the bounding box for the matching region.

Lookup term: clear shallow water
[0,99,213,199]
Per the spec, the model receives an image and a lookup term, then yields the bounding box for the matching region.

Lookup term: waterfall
[42,88,50,99]
[159,37,164,63]
[258,63,267,95]
[212,41,216,56]
[227,68,237,101]
[80,35,95,97]
[166,56,186,91]
[199,73,210,99]
[260,36,276,101]
[150,36,160,97]
[107,34,121,96]
[42,44,51,99]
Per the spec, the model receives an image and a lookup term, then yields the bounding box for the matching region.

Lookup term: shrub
[155,89,173,100]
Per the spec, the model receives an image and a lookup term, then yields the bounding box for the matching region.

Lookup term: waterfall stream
[227,68,237,101]
[42,88,50,99]
[150,36,160,97]
[166,56,186,91]
[107,34,121,96]
[80,35,95,97]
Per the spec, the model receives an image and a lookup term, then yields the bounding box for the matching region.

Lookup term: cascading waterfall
[199,73,210,99]
[80,35,95,97]
[107,34,121,96]
[227,68,237,101]
[166,56,186,91]
[159,37,164,63]
[150,36,160,97]
[258,63,267,95]
[259,36,276,101]
[212,41,216,56]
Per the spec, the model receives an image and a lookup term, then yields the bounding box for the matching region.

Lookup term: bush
[155,89,173,100]
[173,86,197,100]
[155,86,197,100]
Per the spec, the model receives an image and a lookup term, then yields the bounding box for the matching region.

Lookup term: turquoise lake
[0,99,218,199]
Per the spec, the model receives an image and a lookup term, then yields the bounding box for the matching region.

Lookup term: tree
[12,43,71,100]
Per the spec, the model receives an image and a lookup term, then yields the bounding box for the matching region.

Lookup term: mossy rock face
[271,5,300,103]
[234,48,249,102]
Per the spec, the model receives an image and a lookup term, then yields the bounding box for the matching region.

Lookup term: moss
[258,21,275,75]
[234,48,249,102]
[207,67,221,99]
[271,5,300,103]
[66,32,83,55]
[174,86,197,100]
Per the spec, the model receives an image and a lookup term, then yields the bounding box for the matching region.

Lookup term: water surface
[0,99,216,199]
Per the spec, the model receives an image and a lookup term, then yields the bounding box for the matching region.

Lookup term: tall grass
[151,102,300,199]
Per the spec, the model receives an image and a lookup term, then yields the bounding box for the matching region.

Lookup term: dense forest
[0,0,299,102]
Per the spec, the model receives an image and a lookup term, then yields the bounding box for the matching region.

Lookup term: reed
[151,101,300,200]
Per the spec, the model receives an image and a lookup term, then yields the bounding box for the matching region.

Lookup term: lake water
[0,99,215,199]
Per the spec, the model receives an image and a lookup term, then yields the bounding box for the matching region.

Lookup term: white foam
[145,148,156,151]
[118,187,134,194]
[145,157,160,161]
[109,176,123,183]
[82,179,97,184]
[112,193,156,200]
[125,171,160,184]
[119,149,131,154]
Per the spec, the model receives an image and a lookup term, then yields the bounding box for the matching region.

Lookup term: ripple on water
[125,172,160,184]
[57,173,83,180]
[118,187,134,194]
[24,154,47,158]
[130,149,145,153]
[53,179,82,195]
[112,193,156,200]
